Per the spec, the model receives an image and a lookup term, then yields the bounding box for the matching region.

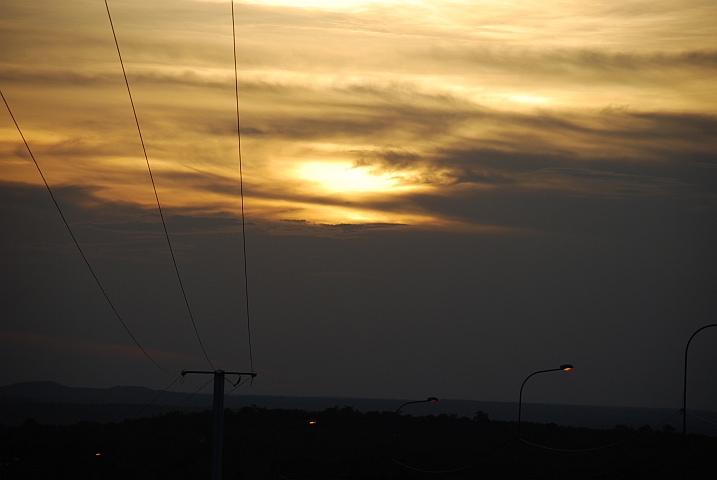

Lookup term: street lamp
[274,418,318,480]
[390,397,438,480]
[395,397,439,415]
[682,324,716,479]
[683,324,716,437]
[517,364,573,479]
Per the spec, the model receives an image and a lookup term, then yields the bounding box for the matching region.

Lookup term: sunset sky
[1,0,716,411]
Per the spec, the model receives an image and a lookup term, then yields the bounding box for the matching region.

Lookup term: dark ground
[1,406,715,479]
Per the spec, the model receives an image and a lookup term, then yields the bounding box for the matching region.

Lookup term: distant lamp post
[682,324,716,479]
[275,418,318,479]
[390,397,438,480]
[683,325,716,437]
[517,364,573,479]
[395,397,439,415]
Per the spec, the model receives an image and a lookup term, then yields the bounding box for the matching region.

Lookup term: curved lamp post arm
[682,324,717,437]
[518,365,573,424]
[390,397,437,480]
[519,369,560,424]
[681,324,716,480]
[516,365,572,480]
[395,397,438,415]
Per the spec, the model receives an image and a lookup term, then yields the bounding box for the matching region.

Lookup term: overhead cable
[1,87,170,374]
[168,376,214,411]
[231,0,255,375]
[520,408,683,453]
[224,375,252,397]
[104,0,214,370]
[392,441,513,474]
[687,411,717,428]
[133,374,183,418]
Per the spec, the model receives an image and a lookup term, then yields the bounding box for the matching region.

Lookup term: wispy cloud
[2,0,716,228]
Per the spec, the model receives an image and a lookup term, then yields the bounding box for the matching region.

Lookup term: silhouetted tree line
[1,406,715,479]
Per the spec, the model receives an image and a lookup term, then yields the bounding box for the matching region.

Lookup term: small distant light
[308,419,317,425]
[95,452,102,457]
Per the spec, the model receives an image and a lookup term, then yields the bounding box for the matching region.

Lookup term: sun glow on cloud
[232,0,419,8]
[508,95,547,104]
[2,0,716,231]
[295,161,401,194]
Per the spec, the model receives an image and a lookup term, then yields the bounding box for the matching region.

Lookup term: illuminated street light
[275,418,318,479]
[517,364,574,479]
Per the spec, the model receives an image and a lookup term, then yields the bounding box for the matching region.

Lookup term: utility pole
[182,370,256,480]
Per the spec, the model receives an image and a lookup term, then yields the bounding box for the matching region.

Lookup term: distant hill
[0,381,163,405]
[2,381,715,435]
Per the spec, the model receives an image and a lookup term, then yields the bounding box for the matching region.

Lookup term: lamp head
[427,397,438,403]
[560,364,574,371]
[308,419,317,425]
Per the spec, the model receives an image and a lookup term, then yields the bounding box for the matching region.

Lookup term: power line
[520,408,683,453]
[392,441,513,474]
[231,0,255,375]
[168,376,215,411]
[104,0,214,370]
[133,374,183,418]
[224,374,252,396]
[0,87,170,374]
[686,411,717,428]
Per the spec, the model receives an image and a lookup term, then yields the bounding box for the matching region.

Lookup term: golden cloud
[2,0,716,228]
